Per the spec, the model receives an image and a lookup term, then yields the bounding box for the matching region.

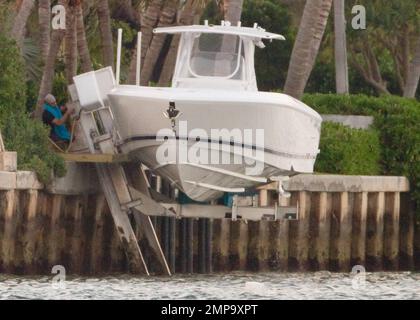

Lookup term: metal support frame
[69,66,299,274]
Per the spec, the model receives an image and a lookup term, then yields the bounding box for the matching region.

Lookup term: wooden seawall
[0,165,417,275]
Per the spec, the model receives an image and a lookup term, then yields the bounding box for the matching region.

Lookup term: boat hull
[108,85,321,202]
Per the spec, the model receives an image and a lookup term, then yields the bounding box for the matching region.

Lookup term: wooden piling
[22,190,38,273]
[329,192,353,271]
[383,192,400,270]
[229,220,248,270]
[0,172,415,275]
[288,191,310,271]
[308,192,331,270]
[399,193,414,270]
[0,190,16,273]
[351,192,368,267]
[366,192,385,271]
[213,219,231,272]
[90,194,107,274]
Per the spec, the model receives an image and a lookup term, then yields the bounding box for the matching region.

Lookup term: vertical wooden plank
[169,216,176,273]
[186,218,194,273]
[34,192,49,273]
[192,218,199,273]
[1,190,17,273]
[246,220,259,271]
[399,193,414,270]
[229,220,248,271]
[337,192,353,271]
[269,195,289,271]
[0,190,16,273]
[288,191,310,271]
[48,194,65,269]
[22,190,39,274]
[180,218,187,273]
[383,192,400,270]
[69,195,85,274]
[330,192,353,271]
[366,192,385,271]
[11,191,26,274]
[90,194,107,274]
[206,219,213,273]
[309,192,331,270]
[198,218,206,273]
[257,220,270,271]
[212,218,230,272]
[351,192,368,267]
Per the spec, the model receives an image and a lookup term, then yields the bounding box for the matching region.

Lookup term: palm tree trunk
[223,0,244,25]
[11,0,36,45]
[76,1,93,72]
[97,0,114,69]
[38,0,51,63]
[334,0,349,94]
[128,0,164,84]
[158,0,196,86]
[140,0,178,86]
[403,37,420,98]
[65,3,78,85]
[284,0,333,99]
[35,0,67,119]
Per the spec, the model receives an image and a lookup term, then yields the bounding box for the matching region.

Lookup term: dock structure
[0,160,416,274]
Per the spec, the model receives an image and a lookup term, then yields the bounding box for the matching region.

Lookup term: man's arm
[52,108,74,126]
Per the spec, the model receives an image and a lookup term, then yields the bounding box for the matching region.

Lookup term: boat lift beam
[69,79,171,275]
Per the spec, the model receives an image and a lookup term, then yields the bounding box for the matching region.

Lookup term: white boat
[74,24,322,202]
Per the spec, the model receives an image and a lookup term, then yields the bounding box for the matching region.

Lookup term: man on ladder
[42,94,75,151]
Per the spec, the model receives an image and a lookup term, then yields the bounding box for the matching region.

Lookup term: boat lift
[67,29,298,275]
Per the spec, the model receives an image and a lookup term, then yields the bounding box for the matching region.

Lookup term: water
[0,272,418,300]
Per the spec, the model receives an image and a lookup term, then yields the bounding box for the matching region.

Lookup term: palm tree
[35,0,67,118]
[11,0,36,45]
[284,0,333,99]
[76,1,93,72]
[158,0,203,86]
[38,0,51,63]
[403,37,420,98]
[140,0,178,86]
[223,0,244,25]
[128,0,165,84]
[97,0,114,69]
[65,2,78,85]
[334,0,349,94]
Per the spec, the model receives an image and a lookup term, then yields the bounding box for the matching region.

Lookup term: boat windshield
[188,33,244,79]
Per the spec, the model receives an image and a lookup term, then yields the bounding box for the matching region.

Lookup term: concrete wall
[0,165,416,275]
[321,115,374,129]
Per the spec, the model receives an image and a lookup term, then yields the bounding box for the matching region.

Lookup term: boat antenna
[136,32,142,86]
[116,28,123,85]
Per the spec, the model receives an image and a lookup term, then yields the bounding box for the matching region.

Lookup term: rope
[48,117,79,154]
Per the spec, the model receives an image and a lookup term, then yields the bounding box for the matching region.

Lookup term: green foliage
[2,112,66,183]
[0,35,66,184]
[0,37,26,116]
[316,122,381,175]
[304,93,420,216]
[241,0,294,91]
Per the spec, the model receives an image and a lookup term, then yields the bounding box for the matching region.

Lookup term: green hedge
[316,122,381,175]
[0,35,65,183]
[304,93,420,217]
